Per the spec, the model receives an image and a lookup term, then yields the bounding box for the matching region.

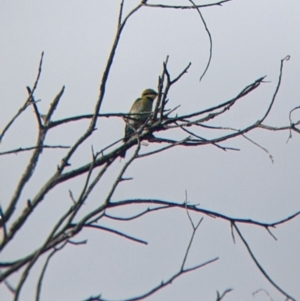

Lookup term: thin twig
[215,288,233,301]
[259,55,290,123]
[144,0,232,9]
[0,52,44,143]
[84,224,147,245]
[26,87,43,129]
[35,242,68,301]
[0,145,70,156]
[233,223,296,301]
[188,0,212,81]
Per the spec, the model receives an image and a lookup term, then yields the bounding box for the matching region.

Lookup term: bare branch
[83,224,147,245]
[1,200,299,284]
[83,221,218,301]
[259,55,290,124]
[26,87,43,129]
[233,223,296,301]
[0,52,44,143]
[215,288,233,301]
[180,217,203,271]
[188,0,212,81]
[287,104,300,142]
[0,145,70,156]
[143,0,232,10]
[35,242,68,301]
[107,200,300,228]
[103,205,170,221]
[252,289,274,301]
[0,3,298,301]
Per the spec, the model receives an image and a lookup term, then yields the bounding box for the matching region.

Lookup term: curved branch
[188,0,213,81]
[106,199,300,228]
[233,223,296,301]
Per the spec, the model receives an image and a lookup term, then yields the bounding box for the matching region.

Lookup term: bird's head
[141,89,158,101]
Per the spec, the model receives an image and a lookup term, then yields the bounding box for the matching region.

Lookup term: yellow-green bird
[120,88,158,158]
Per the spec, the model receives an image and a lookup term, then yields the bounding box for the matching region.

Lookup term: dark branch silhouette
[0,1,298,301]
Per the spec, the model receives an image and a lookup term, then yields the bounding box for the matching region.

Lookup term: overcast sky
[1,1,300,301]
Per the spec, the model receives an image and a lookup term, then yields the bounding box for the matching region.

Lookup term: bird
[120,89,158,158]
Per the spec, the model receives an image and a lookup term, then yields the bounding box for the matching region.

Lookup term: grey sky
[1,1,300,301]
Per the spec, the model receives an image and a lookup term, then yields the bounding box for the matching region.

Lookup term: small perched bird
[120,89,158,158]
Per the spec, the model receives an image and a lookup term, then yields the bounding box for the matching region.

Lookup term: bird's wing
[130,97,142,113]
